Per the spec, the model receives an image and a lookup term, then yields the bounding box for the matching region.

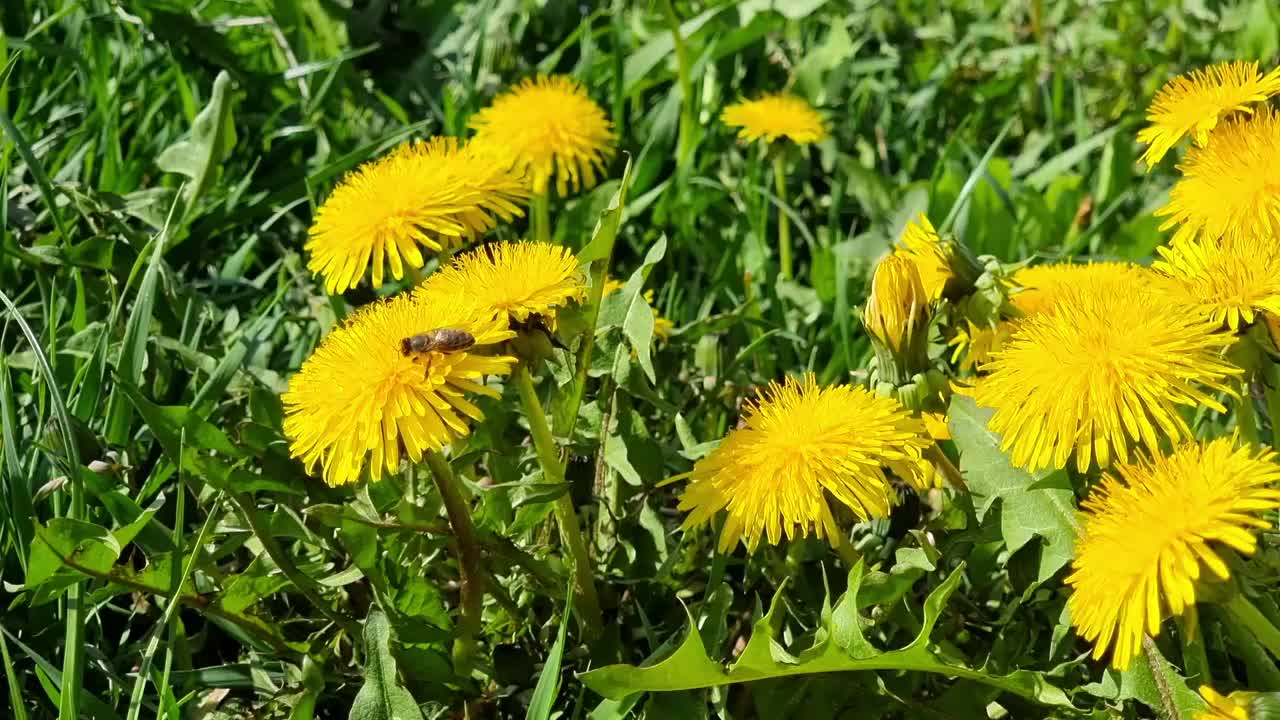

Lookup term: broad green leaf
[350,610,424,720]
[618,234,668,384]
[949,396,1078,582]
[156,71,236,224]
[27,519,122,589]
[580,563,1072,708]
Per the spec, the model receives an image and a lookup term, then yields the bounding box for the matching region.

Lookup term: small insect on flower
[400,328,477,356]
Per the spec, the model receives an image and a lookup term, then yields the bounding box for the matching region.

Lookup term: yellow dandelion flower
[971,285,1239,473]
[677,374,932,553]
[1154,234,1280,331]
[948,321,1011,372]
[864,255,929,354]
[470,75,615,197]
[1009,261,1154,318]
[721,92,827,145]
[1138,61,1280,168]
[283,293,516,487]
[416,240,585,329]
[306,137,529,294]
[1196,687,1255,720]
[1066,439,1280,669]
[893,214,953,302]
[1156,109,1280,246]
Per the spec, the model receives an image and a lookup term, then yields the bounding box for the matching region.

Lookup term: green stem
[424,451,485,675]
[1238,388,1261,446]
[1176,605,1209,685]
[1143,635,1180,720]
[1220,605,1280,690]
[532,192,551,244]
[773,153,792,281]
[661,0,696,170]
[833,534,862,569]
[513,364,603,632]
[234,493,360,636]
[1225,592,1280,659]
[926,445,968,494]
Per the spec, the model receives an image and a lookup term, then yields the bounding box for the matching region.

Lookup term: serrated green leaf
[350,610,423,720]
[27,518,122,589]
[156,71,236,224]
[949,396,1078,582]
[580,563,1072,708]
[618,235,668,383]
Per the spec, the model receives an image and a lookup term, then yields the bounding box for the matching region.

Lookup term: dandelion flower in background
[1066,439,1280,669]
[722,92,827,145]
[1137,60,1280,168]
[1008,261,1153,318]
[677,374,933,553]
[283,293,516,487]
[416,240,585,329]
[1156,109,1280,246]
[1196,687,1256,720]
[1153,234,1280,331]
[893,214,954,302]
[470,75,615,197]
[970,285,1238,473]
[306,138,529,294]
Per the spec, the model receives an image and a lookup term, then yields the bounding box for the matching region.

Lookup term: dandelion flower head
[1196,687,1256,720]
[722,92,827,145]
[283,293,516,486]
[971,283,1238,472]
[1156,108,1280,246]
[416,240,585,329]
[1009,261,1153,318]
[677,374,932,552]
[306,137,529,294]
[1138,60,1280,168]
[1066,439,1280,669]
[893,214,955,302]
[470,75,615,197]
[864,254,928,354]
[1154,233,1280,331]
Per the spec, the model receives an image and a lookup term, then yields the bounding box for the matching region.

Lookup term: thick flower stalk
[1066,439,1280,669]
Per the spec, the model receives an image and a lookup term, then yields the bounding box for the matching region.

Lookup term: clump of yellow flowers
[278,58,1280,711]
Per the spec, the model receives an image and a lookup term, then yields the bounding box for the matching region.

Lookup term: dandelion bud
[892,214,982,302]
[864,255,931,386]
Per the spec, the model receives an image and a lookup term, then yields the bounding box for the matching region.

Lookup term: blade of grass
[0,289,86,720]
[0,624,30,720]
[938,116,1015,235]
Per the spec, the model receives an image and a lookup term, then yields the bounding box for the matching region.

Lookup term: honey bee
[400,328,476,355]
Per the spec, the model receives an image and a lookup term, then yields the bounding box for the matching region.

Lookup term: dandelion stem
[513,363,603,633]
[772,153,793,281]
[926,444,968,493]
[233,493,360,636]
[833,534,862,569]
[1237,389,1261,446]
[1142,635,1179,720]
[1225,592,1280,660]
[533,192,551,243]
[424,450,485,675]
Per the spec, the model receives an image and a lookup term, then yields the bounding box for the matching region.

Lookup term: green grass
[2,0,1279,718]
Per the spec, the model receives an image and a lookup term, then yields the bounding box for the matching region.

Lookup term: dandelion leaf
[948,396,1077,583]
[580,562,1073,709]
[350,610,424,720]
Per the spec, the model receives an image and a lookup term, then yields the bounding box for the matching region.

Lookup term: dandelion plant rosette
[306,137,529,293]
[677,374,932,553]
[282,292,516,486]
[1066,439,1280,669]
